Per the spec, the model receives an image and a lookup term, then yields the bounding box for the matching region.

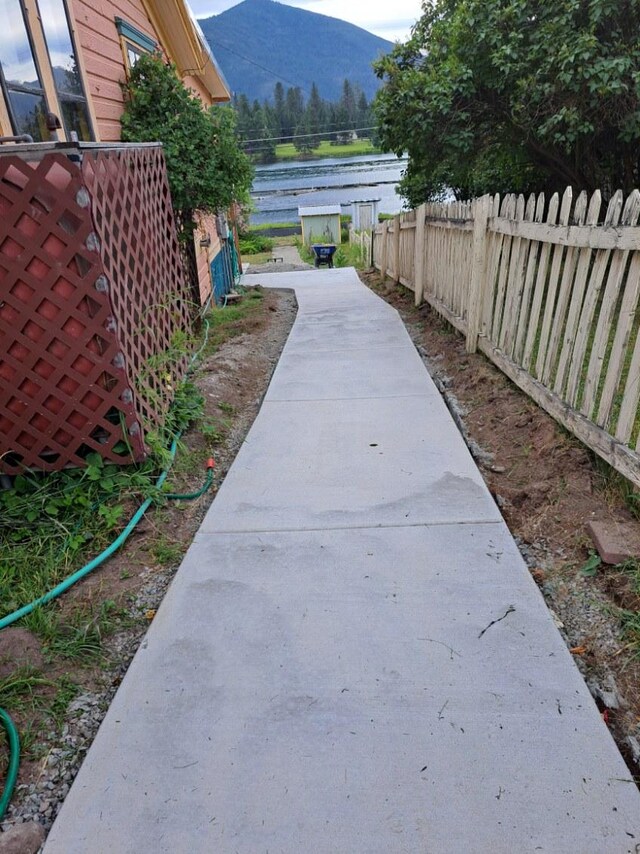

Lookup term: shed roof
[298,206,342,217]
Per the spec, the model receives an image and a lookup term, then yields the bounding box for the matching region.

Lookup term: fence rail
[373,188,640,487]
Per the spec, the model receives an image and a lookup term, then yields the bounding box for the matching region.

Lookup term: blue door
[210,240,234,305]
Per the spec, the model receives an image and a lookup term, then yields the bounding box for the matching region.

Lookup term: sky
[187,0,423,43]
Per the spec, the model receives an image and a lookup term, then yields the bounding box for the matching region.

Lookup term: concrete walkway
[45,269,640,853]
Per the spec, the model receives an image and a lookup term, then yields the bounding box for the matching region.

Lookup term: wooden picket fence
[373,188,640,487]
[349,226,373,268]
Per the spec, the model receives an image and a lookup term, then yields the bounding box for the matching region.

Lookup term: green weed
[150,537,185,566]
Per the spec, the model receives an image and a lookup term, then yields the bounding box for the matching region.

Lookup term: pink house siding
[69,0,161,141]
[67,0,218,304]
[195,214,222,305]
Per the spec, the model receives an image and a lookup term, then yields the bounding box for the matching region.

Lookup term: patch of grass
[238,234,273,255]
[0,378,207,637]
[0,668,81,764]
[591,454,640,520]
[50,676,80,726]
[273,138,379,161]
[203,298,266,352]
[150,536,185,566]
[243,251,272,265]
[619,608,640,658]
[618,558,640,596]
[23,599,129,664]
[248,221,298,232]
[0,667,49,712]
[199,420,226,445]
[218,402,235,415]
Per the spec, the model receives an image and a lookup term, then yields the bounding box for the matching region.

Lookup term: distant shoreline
[253,138,383,164]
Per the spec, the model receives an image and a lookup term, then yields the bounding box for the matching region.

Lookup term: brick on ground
[586,519,640,564]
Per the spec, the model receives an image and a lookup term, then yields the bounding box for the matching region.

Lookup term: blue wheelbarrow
[312,244,337,268]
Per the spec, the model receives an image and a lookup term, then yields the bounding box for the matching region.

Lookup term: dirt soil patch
[0,287,296,834]
[361,270,640,775]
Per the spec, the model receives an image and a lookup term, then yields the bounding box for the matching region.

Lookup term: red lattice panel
[82,147,192,432]
[0,153,142,474]
[0,145,192,474]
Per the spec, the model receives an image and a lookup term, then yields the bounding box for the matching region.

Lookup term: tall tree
[340,79,357,130]
[284,86,305,139]
[374,0,640,204]
[273,81,285,137]
[356,91,370,134]
[306,82,325,137]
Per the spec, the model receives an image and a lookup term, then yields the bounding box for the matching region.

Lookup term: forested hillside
[199,0,393,102]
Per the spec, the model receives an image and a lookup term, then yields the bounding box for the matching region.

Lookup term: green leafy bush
[239,234,274,255]
[121,53,253,228]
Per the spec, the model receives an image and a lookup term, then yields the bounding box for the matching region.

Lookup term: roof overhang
[142,0,231,102]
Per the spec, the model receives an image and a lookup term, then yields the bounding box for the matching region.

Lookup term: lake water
[250,152,408,225]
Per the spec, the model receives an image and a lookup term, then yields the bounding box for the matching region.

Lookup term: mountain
[199,0,394,102]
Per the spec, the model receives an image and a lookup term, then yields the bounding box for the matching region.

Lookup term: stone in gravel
[587,519,640,564]
[0,822,45,854]
[0,629,44,680]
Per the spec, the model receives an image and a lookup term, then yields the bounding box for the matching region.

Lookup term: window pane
[0,1,42,89]
[60,98,91,141]
[37,0,83,95]
[7,89,47,139]
[127,44,143,69]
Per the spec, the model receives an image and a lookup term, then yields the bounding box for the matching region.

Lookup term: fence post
[413,203,427,306]
[465,194,492,353]
[379,221,389,280]
[392,216,401,283]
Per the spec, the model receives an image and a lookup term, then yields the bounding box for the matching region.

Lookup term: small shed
[351,198,380,231]
[298,205,342,246]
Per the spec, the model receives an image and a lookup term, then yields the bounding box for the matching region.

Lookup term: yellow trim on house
[141,0,230,102]
[0,93,12,138]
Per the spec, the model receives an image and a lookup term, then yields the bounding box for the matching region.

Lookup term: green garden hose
[0,319,212,633]
[162,458,215,500]
[0,707,20,822]
[0,321,214,816]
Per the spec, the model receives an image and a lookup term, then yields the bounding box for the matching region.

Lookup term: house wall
[69,0,160,142]
[183,75,214,108]
[68,0,223,304]
[193,213,223,306]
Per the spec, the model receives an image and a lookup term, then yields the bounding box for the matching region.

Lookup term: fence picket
[542,190,588,385]
[596,190,640,432]
[414,204,426,305]
[554,190,602,396]
[567,193,623,407]
[514,193,545,363]
[501,194,533,356]
[491,194,517,342]
[481,195,502,336]
[523,193,560,370]
[581,190,628,419]
[536,187,573,379]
